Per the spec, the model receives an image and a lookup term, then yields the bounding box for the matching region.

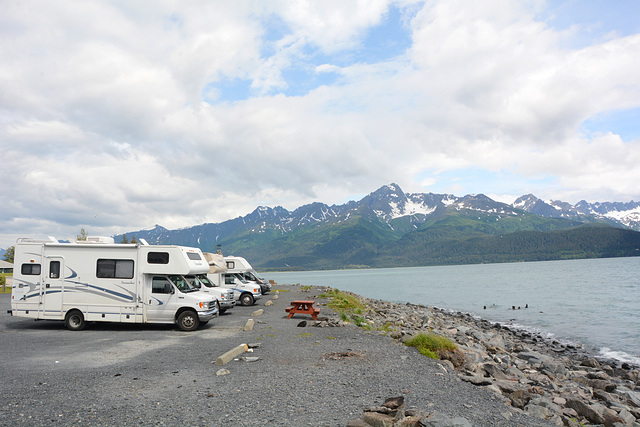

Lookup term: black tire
[240,293,254,306]
[176,310,199,331]
[64,310,85,331]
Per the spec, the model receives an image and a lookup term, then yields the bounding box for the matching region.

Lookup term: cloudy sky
[1,0,640,248]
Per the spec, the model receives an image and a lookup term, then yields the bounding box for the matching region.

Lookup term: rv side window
[226,261,235,269]
[224,274,235,285]
[96,259,134,279]
[21,264,41,275]
[147,252,169,264]
[152,276,173,294]
[186,252,201,261]
[49,261,60,279]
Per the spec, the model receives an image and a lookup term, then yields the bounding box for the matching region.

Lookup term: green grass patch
[322,289,373,329]
[404,333,457,360]
[377,322,395,333]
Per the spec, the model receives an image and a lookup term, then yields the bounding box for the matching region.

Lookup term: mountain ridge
[115,183,640,270]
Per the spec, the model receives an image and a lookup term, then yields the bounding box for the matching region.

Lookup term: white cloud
[1,0,640,248]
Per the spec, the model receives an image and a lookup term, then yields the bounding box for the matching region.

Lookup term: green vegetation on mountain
[220,208,640,270]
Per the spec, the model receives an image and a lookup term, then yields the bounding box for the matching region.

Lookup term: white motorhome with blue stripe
[9,236,218,331]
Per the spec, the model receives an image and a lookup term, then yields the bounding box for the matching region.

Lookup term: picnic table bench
[285,300,320,320]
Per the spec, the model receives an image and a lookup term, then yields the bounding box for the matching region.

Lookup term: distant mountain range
[116,184,640,270]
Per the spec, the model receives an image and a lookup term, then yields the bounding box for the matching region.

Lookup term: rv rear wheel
[64,310,86,331]
[240,293,254,306]
[176,310,199,331]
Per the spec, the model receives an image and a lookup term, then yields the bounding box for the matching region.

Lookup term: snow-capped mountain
[116,183,640,269]
[513,194,640,231]
[118,183,640,250]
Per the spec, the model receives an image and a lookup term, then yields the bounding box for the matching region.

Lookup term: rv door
[41,256,65,318]
[147,276,177,322]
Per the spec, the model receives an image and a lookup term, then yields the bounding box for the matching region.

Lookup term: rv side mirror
[164,283,174,294]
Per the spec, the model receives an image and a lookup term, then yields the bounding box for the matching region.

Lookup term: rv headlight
[199,301,208,309]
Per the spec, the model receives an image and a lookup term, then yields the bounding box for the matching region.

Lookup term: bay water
[265,257,640,366]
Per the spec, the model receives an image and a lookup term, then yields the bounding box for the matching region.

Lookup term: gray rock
[460,374,493,386]
[510,389,532,409]
[590,378,617,392]
[479,361,509,380]
[517,350,550,366]
[624,370,640,385]
[494,379,521,394]
[525,403,552,420]
[581,358,601,368]
[422,413,473,427]
[565,397,606,424]
[617,387,640,407]
[618,408,637,425]
[542,359,567,377]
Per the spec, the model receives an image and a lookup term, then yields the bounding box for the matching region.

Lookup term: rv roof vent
[85,236,115,244]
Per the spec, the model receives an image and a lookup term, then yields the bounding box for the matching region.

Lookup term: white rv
[224,255,271,294]
[203,253,262,306]
[184,274,235,314]
[9,237,218,331]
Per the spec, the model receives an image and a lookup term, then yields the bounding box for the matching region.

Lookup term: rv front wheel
[240,293,254,306]
[177,310,199,331]
[64,310,86,331]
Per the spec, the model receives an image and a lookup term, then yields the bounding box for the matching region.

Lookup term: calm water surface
[265,257,640,365]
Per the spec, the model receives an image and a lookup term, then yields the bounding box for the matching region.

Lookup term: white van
[9,236,218,331]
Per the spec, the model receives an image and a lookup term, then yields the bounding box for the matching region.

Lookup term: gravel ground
[0,285,554,426]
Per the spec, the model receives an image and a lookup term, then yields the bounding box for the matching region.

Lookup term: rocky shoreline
[320,288,640,426]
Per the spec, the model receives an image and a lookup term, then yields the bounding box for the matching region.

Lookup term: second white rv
[203,252,262,306]
[225,255,271,294]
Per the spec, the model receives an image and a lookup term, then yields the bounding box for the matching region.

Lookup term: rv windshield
[183,275,201,290]
[168,275,198,293]
[244,271,258,282]
[196,274,217,287]
[233,273,248,284]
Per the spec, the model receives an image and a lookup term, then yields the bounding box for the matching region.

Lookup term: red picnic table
[285,300,320,320]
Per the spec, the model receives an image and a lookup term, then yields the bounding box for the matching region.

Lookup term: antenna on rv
[139,239,149,245]
[216,244,222,255]
[47,236,57,242]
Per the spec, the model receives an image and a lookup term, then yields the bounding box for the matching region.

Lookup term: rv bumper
[220,300,236,309]
[253,292,262,300]
[259,282,271,294]
[198,306,219,322]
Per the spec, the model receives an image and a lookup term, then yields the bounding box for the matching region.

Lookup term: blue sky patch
[203,79,253,104]
[580,107,640,142]
[539,0,640,47]
[417,168,556,199]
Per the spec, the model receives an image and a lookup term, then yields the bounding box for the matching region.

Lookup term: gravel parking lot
[0,286,552,426]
